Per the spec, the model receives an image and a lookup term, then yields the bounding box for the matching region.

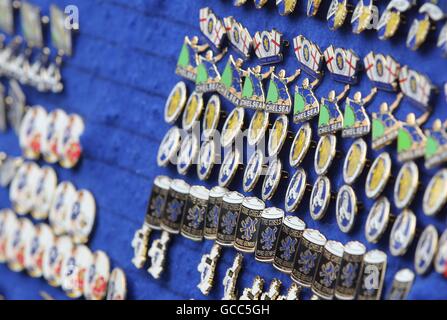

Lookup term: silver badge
[393,161,419,209]
[219,148,241,187]
[314,134,337,176]
[389,209,417,256]
[343,138,367,185]
[414,225,438,275]
[310,175,331,221]
[434,229,447,275]
[157,126,181,167]
[285,168,307,212]
[262,158,282,201]
[365,196,391,244]
[243,149,264,193]
[365,152,392,199]
[336,185,358,233]
[197,139,216,180]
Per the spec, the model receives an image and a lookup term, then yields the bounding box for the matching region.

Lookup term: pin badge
[268,115,288,156]
[161,179,190,234]
[253,29,284,65]
[423,169,447,216]
[260,278,282,300]
[219,148,241,187]
[58,114,85,169]
[20,1,43,48]
[277,0,298,16]
[199,7,227,51]
[357,250,387,300]
[31,166,57,220]
[147,231,171,279]
[310,176,331,221]
[351,0,378,34]
[197,139,216,180]
[216,191,244,247]
[223,18,252,60]
[343,139,367,185]
[198,244,222,296]
[234,0,248,6]
[387,268,415,300]
[335,241,366,300]
[144,175,171,231]
[42,235,73,286]
[68,189,96,244]
[438,22,447,56]
[9,161,39,215]
[9,218,35,272]
[397,113,429,162]
[342,88,377,138]
[318,85,350,135]
[327,0,348,31]
[399,65,435,109]
[393,161,419,209]
[50,4,73,56]
[248,110,269,146]
[240,65,275,110]
[235,197,265,253]
[196,48,227,93]
[157,126,181,167]
[62,244,93,298]
[336,185,359,233]
[265,68,301,114]
[324,45,360,84]
[7,79,25,134]
[285,168,307,212]
[0,154,22,187]
[255,0,269,9]
[180,185,210,241]
[306,0,323,16]
[222,253,243,300]
[182,92,204,131]
[240,276,264,300]
[365,152,392,199]
[0,0,14,34]
[0,209,16,263]
[204,186,228,240]
[364,52,400,92]
[177,133,199,175]
[0,84,6,132]
[434,229,447,275]
[255,207,284,263]
[243,149,264,192]
[84,250,110,300]
[407,2,444,51]
[290,123,312,168]
[262,159,283,201]
[18,106,47,159]
[219,55,247,106]
[221,107,244,147]
[106,268,127,300]
[389,209,417,256]
[176,36,209,81]
[202,94,221,139]
[3,214,20,268]
[48,181,77,236]
[278,283,301,300]
[314,134,337,176]
[131,223,151,269]
[425,118,447,169]
[376,0,414,40]
[365,196,391,244]
[164,82,187,124]
[414,225,438,275]
[42,109,68,163]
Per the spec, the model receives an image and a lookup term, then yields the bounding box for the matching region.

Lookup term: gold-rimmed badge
[342,88,377,138]
[351,0,377,34]
[371,93,403,150]
[307,0,323,17]
[343,138,367,185]
[386,268,415,300]
[202,94,221,139]
[199,7,226,50]
[221,107,244,147]
[365,196,391,244]
[365,152,392,199]
[389,209,417,256]
[277,0,298,16]
[182,91,204,131]
[393,161,419,209]
[265,69,301,114]
[164,81,187,124]
[247,110,269,146]
[423,169,447,216]
[177,133,199,175]
[318,85,350,135]
[289,122,312,168]
[434,229,447,275]
[414,225,438,275]
[376,0,414,41]
[314,134,337,176]
[327,0,349,31]
[268,115,288,156]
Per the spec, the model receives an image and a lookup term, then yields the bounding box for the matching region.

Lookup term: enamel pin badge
[260,279,282,300]
[199,7,227,51]
[310,175,331,221]
[9,161,39,215]
[389,209,417,256]
[85,250,110,300]
[438,22,447,56]
[336,184,359,233]
[293,35,323,123]
[351,0,378,34]
[243,149,264,192]
[407,2,444,51]
[31,166,57,220]
[0,154,22,187]
[343,138,367,185]
[342,87,377,138]
[365,196,391,243]
[268,115,288,156]
[8,79,26,134]
[424,119,447,169]
[68,189,96,244]
[240,276,264,300]
[182,91,204,131]
[247,110,269,146]
[0,0,14,34]
[434,229,447,275]
[314,134,337,175]
[285,167,307,212]
[58,114,85,169]
[107,268,127,300]
[196,49,227,93]
[219,148,241,187]
[164,82,187,124]
[221,107,244,147]
[240,65,275,110]
[399,65,435,109]
[0,209,17,263]
[278,283,301,300]
[222,253,243,300]
[234,0,248,6]
[197,139,216,180]
[318,85,350,135]
[62,244,93,298]
[19,106,47,159]
[393,161,419,209]
[197,243,222,295]
[414,225,438,275]
[289,122,312,168]
[9,218,35,272]
[41,109,68,163]
[387,268,415,300]
[327,0,349,31]
[324,45,360,84]
[131,223,151,269]
[423,169,447,216]
[223,16,252,60]
[50,4,73,56]
[364,52,400,91]
[48,181,77,235]
[20,1,43,48]
[157,126,181,167]
[219,55,246,106]
[177,133,199,175]
[202,94,221,139]
[255,0,269,9]
[176,36,209,81]
[25,223,53,278]
[376,0,415,40]
[365,152,392,199]
[277,0,298,16]
[265,68,301,114]
[397,112,429,162]
[262,159,282,201]
[147,231,171,279]
[42,235,73,287]
[253,29,284,65]
[0,84,6,132]
[307,0,323,17]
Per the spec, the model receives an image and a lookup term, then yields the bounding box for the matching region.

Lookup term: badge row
[0,210,126,300]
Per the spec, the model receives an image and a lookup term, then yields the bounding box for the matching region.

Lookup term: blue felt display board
[0,0,447,300]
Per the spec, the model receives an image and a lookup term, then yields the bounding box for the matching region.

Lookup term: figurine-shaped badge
[342,88,377,138]
[260,278,282,300]
[318,85,350,135]
[197,243,222,295]
[425,119,447,169]
[407,2,444,51]
[240,65,275,110]
[131,224,152,269]
[196,49,227,93]
[397,112,430,162]
[222,253,243,300]
[147,231,171,279]
[265,69,301,114]
[277,283,301,300]
[176,36,209,81]
[240,276,264,300]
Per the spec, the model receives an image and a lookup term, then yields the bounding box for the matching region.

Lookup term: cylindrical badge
[356,249,387,300]
[204,186,228,240]
[234,197,265,253]
[216,191,244,247]
[161,179,190,234]
[386,268,415,300]
[291,229,326,287]
[273,216,306,274]
[255,207,284,263]
[311,240,344,300]
[335,241,366,300]
[180,185,209,241]
[145,176,171,230]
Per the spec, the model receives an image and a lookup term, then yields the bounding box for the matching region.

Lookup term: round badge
[394,161,419,209]
[365,196,391,244]
[42,109,68,163]
[389,209,417,256]
[221,107,244,147]
[197,139,216,180]
[43,235,74,287]
[310,175,331,221]
[343,138,367,185]
[9,161,40,215]
[85,250,110,300]
[62,244,93,298]
[268,115,288,156]
[314,134,337,175]
[262,158,282,201]
[202,94,221,139]
[58,114,85,169]
[19,106,47,159]
[365,152,392,199]
[107,268,127,300]
[182,91,204,131]
[414,225,438,275]
[285,167,307,212]
[336,185,358,233]
[157,126,181,167]
[31,166,57,220]
[423,169,447,216]
[49,181,77,236]
[68,189,96,244]
[248,110,269,146]
[8,218,34,272]
[434,229,447,275]
[164,81,187,124]
[3,214,20,265]
[0,155,23,187]
[177,133,199,175]
[25,223,54,278]
[0,209,17,263]
[218,148,240,187]
[243,149,264,193]
[289,122,312,168]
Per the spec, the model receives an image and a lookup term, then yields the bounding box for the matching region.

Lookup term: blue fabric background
[0,0,446,300]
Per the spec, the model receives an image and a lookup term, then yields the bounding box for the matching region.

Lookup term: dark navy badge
[336,185,358,233]
[285,168,307,212]
[262,158,282,201]
[219,148,241,187]
[365,196,391,244]
[310,175,331,221]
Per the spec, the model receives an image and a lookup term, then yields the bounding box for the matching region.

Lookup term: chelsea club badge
[414,225,438,275]
[197,139,216,181]
[343,138,367,185]
[314,134,337,176]
[182,91,204,131]
[157,126,181,167]
[365,196,391,244]
[247,110,269,146]
[221,107,244,148]
[310,175,331,221]
[393,161,419,209]
[365,152,392,199]
[434,229,447,275]
[327,0,348,31]
[268,115,289,156]
[243,149,264,193]
[289,122,312,168]
[336,185,359,233]
[219,148,241,187]
[177,133,199,175]
[389,209,417,256]
[202,94,221,139]
[285,167,307,212]
[164,81,187,124]
[262,158,282,201]
[423,169,447,216]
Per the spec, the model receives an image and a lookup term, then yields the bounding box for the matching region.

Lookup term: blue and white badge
[310,175,331,221]
[336,185,358,233]
[223,16,252,60]
[199,7,226,50]
[434,229,447,275]
[177,133,199,175]
[197,139,216,181]
[285,168,307,212]
[253,29,284,65]
[389,209,417,256]
[243,149,264,193]
[327,0,348,31]
[324,45,360,84]
[365,196,390,244]
[157,126,181,167]
[262,158,282,201]
[219,148,241,187]
[414,225,438,275]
